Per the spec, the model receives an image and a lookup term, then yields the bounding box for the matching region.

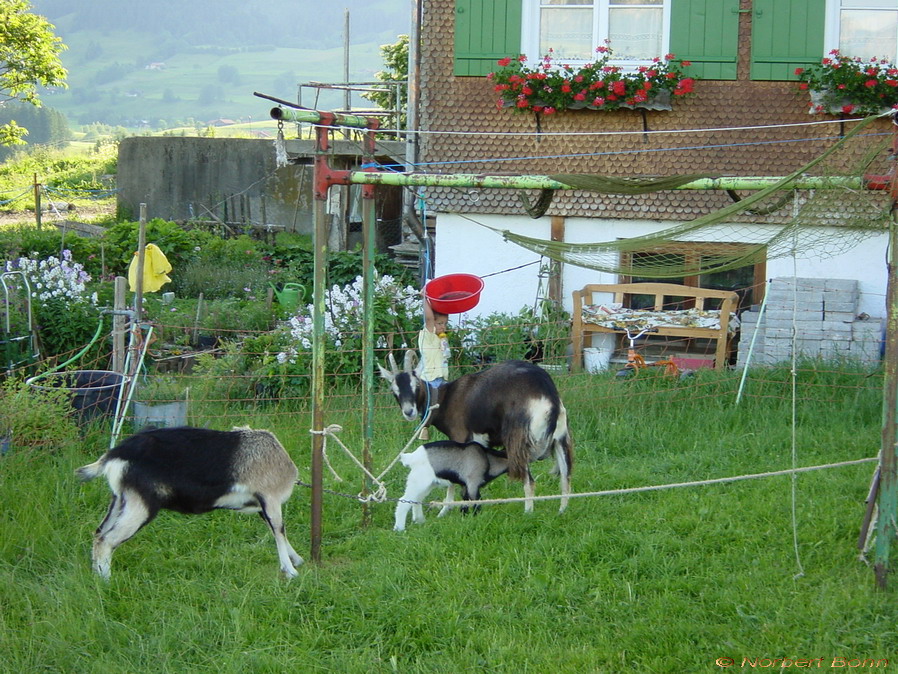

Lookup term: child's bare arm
[423,293,437,332]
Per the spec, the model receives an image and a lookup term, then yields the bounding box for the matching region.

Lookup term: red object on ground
[671,356,715,370]
[425,274,484,314]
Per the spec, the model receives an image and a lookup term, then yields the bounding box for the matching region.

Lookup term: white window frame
[824,0,898,61]
[520,0,671,70]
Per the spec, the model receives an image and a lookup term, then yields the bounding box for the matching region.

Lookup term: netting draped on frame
[486,115,893,278]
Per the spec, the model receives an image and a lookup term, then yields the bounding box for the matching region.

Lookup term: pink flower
[497,57,512,67]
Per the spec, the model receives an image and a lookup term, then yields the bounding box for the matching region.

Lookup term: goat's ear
[403,349,418,373]
[377,362,395,382]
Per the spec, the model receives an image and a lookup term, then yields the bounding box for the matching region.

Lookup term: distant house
[207,119,237,127]
[416,0,892,333]
[145,62,166,71]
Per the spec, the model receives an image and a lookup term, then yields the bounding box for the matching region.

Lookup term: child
[417,293,451,439]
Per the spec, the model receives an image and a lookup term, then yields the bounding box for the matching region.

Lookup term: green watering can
[269,282,305,313]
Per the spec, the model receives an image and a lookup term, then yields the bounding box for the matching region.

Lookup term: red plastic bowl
[425,274,484,314]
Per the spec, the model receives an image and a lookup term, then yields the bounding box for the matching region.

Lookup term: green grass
[1,365,896,672]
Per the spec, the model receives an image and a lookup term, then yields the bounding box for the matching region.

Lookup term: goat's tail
[75,458,106,482]
[555,404,574,473]
[504,415,532,481]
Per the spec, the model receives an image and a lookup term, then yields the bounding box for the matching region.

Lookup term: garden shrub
[191,273,421,400]
[454,303,571,369]
[0,378,81,452]
[101,218,212,276]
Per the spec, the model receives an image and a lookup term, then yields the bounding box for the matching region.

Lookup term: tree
[0,0,68,145]
[363,34,408,128]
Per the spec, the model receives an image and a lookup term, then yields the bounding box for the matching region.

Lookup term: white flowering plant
[194,273,423,400]
[4,250,101,358]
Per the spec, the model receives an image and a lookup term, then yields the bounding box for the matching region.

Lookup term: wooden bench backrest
[573,282,739,314]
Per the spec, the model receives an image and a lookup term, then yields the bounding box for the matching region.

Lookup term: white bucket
[583,334,616,373]
[133,400,188,429]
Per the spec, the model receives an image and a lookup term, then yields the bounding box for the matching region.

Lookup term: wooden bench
[571,282,740,372]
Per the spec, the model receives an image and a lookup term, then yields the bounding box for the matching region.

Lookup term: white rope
[308,405,439,503]
[417,457,878,510]
[375,404,438,482]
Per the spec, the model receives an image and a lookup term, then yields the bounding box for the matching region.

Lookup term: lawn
[0,364,894,672]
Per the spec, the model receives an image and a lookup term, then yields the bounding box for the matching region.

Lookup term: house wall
[435,213,888,323]
[422,0,892,358]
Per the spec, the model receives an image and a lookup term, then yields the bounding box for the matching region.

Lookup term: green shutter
[454,0,522,77]
[750,0,825,80]
[669,0,740,81]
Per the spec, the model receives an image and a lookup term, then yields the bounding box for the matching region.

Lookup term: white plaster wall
[433,213,549,322]
[434,213,889,320]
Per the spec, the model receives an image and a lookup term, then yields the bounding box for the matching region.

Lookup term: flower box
[503,88,673,112]
[488,44,693,115]
[797,50,898,116]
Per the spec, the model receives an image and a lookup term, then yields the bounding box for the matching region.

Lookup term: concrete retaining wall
[116,136,406,244]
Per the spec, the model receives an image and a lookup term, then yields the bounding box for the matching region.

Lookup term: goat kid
[394,441,509,531]
[76,426,303,579]
[379,355,573,513]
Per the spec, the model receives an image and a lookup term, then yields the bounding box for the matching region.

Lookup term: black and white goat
[379,354,573,513]
[75,426,303,579]
[394,440,510,531]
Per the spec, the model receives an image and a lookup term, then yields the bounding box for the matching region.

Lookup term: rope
[308,406,439,503]
[296,455,877,510]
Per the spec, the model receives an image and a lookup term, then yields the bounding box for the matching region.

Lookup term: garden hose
[26,315,106,384]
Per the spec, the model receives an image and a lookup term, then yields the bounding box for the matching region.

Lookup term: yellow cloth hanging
[128,243,173,292]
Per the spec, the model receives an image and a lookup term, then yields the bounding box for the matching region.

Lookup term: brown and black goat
[379,354,573,513]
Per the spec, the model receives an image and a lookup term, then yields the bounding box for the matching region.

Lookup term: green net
[485,115,892,278]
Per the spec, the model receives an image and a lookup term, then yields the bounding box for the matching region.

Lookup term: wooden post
[33,174,41,231]
[549,216,565,304]
[875,116,898,589]
[112,276,127,374]
[133,204,147,323]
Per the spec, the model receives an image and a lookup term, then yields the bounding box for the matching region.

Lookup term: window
[620,242,765,311]
[521,0,671,66]
[825,0,898,61]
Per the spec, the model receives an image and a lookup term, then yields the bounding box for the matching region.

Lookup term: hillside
[28,0,410,129]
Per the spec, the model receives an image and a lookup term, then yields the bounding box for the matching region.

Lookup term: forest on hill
[31,0,408,50]
[24,0,409,130]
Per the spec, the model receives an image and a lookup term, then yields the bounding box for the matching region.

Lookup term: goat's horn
[403,349,417,373]
[387,352,399,374]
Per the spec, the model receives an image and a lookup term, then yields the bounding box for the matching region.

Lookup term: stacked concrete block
[736,277,883,368]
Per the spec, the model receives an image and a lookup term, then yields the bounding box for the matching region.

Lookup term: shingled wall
[418,0,893,221]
